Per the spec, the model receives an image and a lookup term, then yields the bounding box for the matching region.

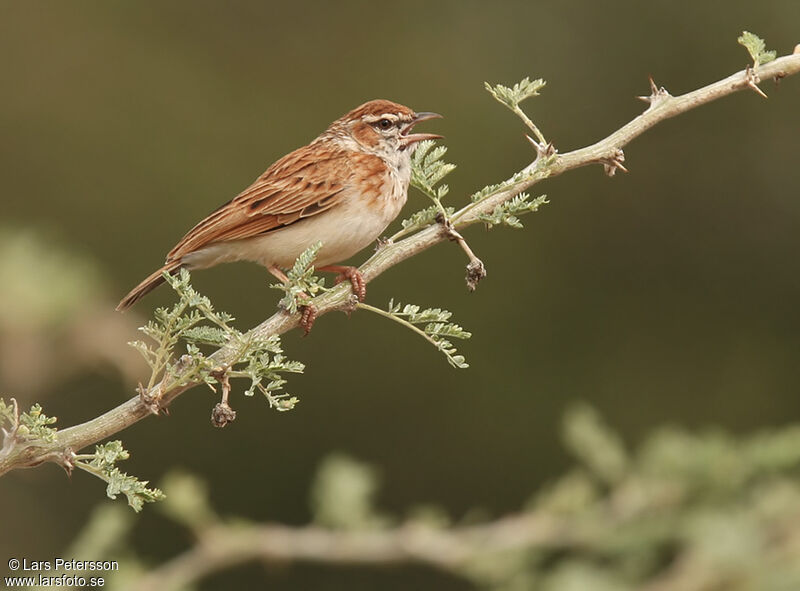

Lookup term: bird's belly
[183,196,403,270]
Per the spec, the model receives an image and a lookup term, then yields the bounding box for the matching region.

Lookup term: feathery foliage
[410,140,457,203]
[5,274,307,511]
[234,333,302,410]
[17,403,58,443]
[0,398,163,512]
[131,269,304,411]
[470,166,551,205]
[400,204,455,232]
[271,241,327,314]
[484,76,546,110]
[394,140,457,239]
[485,76,548,145]
[0,398,13,427]
[478,192,548,229]
[738,31,776,66]
[73,441,165,512]
[359,301,471,368]
[0,398,58,443]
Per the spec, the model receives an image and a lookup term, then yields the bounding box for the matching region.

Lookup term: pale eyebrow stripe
[363,113,401,123]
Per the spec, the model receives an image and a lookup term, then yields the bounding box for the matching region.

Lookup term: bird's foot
[320,265,367,302]
[299,300,318,336]
[269,264,319,335]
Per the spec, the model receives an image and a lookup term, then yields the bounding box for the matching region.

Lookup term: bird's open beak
[400,111,443,147]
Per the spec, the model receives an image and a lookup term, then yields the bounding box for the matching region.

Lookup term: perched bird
[117,100,441,326]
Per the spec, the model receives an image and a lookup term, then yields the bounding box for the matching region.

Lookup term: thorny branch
[1,49,798,478]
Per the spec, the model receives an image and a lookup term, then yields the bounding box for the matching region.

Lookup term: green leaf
[400,205,455,232]
[275,396,300,411]
[485,77,546,109]
[470,169,545,204]
[478,193,549,229]
[230,334,305,407]
[738,31,776,66]
[182,326,231,346]
[288,240,323,281]
[410,140,456,202]
[89,440,130,466]
[131,268,304,414]
[17,403,58,443]
[272,242,326,314]
[78,441,165,512]
[104,468,165,512]
[0,398,14,428]
[363,301,472,369]
[388,140,458,241]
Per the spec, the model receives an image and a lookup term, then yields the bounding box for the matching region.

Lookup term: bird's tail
[116,261,183,311]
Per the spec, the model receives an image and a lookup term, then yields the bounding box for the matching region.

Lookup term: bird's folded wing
[167,145,349,261]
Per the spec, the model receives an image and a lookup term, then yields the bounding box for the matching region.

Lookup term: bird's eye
[377,118,392,130]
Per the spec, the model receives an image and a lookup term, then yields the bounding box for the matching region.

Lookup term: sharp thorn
[526,134,542,152]
[748,80,768,99]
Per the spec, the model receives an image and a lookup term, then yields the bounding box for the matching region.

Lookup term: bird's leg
[268,265,317,335]
[318,265,367,302]
[267,265,290,284]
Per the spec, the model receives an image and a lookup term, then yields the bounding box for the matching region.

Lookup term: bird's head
[327,99,442,157]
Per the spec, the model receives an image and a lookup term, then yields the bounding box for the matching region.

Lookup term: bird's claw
[300,303,318,335]
[333,267,367,302]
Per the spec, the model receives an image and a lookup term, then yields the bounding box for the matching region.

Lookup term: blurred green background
[1,1,799,589]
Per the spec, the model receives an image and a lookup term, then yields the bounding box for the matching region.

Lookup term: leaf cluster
[478,192,548,229]
[400,204,455,232]
[393,141,457,239]
[469,168,544,205]
[129,270,223,392]
[485,77,546,110]
[0,396,164,512]
[738,31,776,66]
[18,403,58,443]
[233,334,303,411]
[131,269,304,410]
[410,140,457,203]
[0,398,12,427]
[386,300,472,368]
[74,441,165,512]
[484,76,550,146]
[0,398,58,444]
[271,241,327,314]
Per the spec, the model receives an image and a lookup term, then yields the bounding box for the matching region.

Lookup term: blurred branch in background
[46,405,800,591]
[0,227,145,397]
